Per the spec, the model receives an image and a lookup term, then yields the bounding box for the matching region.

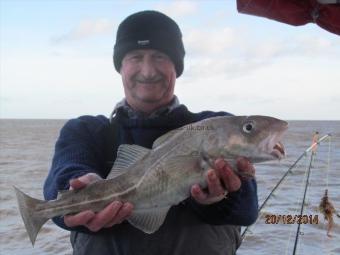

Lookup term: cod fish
[14,115,287,245]
[319,189,340,237]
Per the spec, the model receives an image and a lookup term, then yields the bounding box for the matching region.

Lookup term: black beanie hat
[113,10,185,77]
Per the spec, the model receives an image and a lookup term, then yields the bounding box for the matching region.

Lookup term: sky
[1,0,340,120]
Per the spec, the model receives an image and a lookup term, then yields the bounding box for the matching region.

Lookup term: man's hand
[191,157,255,205]
[64,173,133,232]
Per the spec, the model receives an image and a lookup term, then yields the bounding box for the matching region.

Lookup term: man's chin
[136,96,163,104]
[134,90,166,103]
[133,79,169,90]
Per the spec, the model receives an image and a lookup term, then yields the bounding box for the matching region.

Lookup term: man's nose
[139,57,157,77]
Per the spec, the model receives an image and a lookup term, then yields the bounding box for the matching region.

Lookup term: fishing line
[241,135,330,239]
[326,135,332,189]
[240,134,333,251]
[321,135,332,254]
[292,134,332,255]
[241,150,309,239]
[285,153,310,255]
[292,151,315,255]
[288,152,313,254]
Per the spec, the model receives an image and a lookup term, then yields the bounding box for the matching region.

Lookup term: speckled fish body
[15,115,288,245]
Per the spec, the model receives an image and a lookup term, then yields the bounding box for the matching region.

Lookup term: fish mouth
[271,141,286,159]
[258,128,287,161]
[264,120,288,160]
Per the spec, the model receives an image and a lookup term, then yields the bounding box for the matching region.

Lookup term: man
[44,10,258,255]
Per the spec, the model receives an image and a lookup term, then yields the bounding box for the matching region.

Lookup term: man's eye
[131,55,142,60]
[127,54,142,61]
[154,54,167,61]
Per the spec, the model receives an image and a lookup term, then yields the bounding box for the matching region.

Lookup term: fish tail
[13,186,49,246]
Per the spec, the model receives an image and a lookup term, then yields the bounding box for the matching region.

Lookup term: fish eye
[243,121,255,133]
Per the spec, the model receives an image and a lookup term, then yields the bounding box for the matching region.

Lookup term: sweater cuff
[187,179,257,225]
[188,187,242,211]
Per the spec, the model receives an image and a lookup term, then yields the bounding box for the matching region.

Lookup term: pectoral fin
[166,154,200,169]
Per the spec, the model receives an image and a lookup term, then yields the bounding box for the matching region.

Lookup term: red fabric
[237,0,340,35]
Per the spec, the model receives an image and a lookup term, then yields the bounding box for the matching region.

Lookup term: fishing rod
[292,151,314,254]
[241,134,331,239]
[292,133,331,254]
[304,134,331,154]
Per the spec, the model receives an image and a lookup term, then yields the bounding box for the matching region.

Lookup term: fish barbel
[14,115,288,245]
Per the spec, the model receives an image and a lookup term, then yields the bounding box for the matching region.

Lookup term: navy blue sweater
[44,105,258,233]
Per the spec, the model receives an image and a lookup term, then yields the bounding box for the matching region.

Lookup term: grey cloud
[183,27,340,80]
[183,56,270,81]
[215,93,284,105]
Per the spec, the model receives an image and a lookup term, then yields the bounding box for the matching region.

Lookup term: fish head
[202,115,288,163]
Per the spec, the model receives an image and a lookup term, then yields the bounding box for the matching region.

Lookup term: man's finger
[69,178,87,190]
[236,157,255,179]
[206,169,225,197]
[214,158,226,170]
[86,201,123,232]
[64,210,95,227]
[105,202,134,228]
[191,184,207,203]
[219,161,241,192]
[69,173,102,190]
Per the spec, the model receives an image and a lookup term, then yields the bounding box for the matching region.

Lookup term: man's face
[120,49,176,112]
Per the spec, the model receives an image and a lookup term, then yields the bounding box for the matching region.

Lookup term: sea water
[0,119,339,255]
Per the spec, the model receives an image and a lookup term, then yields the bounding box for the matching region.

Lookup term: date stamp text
[264,214,319,224]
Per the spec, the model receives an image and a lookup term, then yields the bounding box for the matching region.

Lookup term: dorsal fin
[107,144,150,179]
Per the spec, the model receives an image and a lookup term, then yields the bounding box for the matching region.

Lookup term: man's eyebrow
[127,51,142,56]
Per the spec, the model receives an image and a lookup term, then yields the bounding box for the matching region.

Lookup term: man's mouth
[135,78,163,84]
